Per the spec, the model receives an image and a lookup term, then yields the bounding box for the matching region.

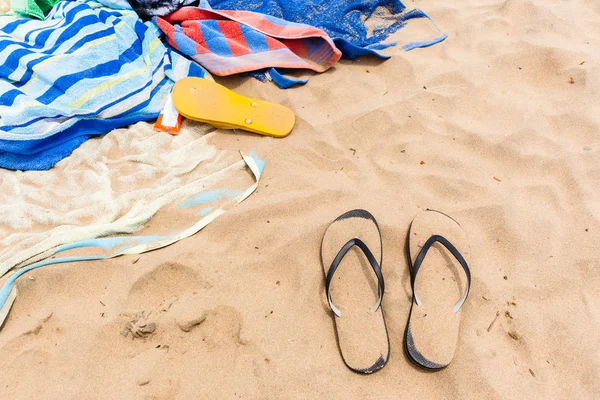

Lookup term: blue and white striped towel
[0,0,210,171]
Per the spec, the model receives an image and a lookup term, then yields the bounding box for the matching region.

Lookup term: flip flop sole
[172,77,295,138]
[405,210,471,369]
[321,210,390,373]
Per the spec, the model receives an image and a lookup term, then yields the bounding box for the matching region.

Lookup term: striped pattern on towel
[155,6,342,77]
[0,0,209,171]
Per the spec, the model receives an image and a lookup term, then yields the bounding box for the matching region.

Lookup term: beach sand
[1,0,599,398]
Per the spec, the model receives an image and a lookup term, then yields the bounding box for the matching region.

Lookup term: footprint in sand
[118,261,212,339]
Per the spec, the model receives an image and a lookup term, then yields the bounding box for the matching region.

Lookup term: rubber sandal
[321,209,390,374]
[405,209,472,369]
[171,77,295,138]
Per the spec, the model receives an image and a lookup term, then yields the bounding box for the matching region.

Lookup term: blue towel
[0,0,209,171]
[207,0,447,57]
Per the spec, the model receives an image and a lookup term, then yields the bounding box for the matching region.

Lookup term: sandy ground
[1,0,599,398]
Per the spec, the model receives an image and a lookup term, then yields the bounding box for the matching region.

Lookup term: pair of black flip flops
[321,209,471,373]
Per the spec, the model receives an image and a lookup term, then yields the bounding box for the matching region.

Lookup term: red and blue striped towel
[155,6,342,84]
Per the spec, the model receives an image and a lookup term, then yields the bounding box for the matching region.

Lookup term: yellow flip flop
[171,77,295,138]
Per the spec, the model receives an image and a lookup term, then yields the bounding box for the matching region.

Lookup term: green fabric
[10,0,59,19]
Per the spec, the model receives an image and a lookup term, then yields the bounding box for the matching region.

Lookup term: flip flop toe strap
[325,238,384,318]
[412,235,471,313]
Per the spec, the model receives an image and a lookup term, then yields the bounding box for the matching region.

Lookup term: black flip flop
[405,209,472,369]
[321,209,390,373]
